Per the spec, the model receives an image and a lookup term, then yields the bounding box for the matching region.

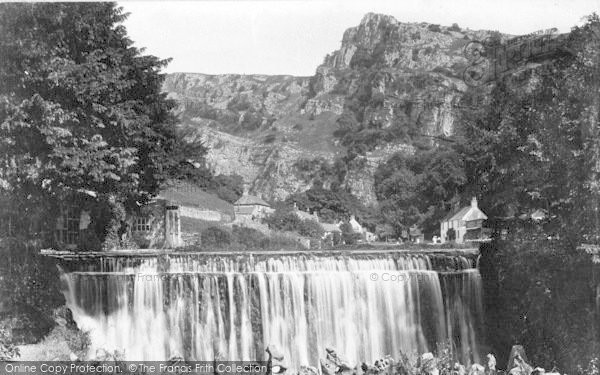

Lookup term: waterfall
[61,252,483,369]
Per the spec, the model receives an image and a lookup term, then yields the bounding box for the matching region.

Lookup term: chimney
[471,197,478,208]
[242,183,249,196]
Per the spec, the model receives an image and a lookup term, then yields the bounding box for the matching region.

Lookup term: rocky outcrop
[162,14,500,203]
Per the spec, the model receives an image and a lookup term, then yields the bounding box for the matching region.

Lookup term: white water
[61,253,483,369]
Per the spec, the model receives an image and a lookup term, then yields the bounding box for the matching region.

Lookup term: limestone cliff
[162,14,498,204]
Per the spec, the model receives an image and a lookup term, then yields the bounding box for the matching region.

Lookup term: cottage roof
[234,193,270,207]
[294,209,316,221]
[321,223,341,233]
[158,181,234,216]
[461,206,487,221]
[442,198,488,223]
[409,226,422,236]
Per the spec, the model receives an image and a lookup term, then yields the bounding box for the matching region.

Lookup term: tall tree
[0,3,204,246]
[374,146,465,237]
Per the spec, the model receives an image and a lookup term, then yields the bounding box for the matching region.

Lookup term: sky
[119,0,600,76]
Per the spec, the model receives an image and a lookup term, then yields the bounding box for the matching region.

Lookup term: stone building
[233,190,274,227]
[440,197,488,243]
[348,215,376,242]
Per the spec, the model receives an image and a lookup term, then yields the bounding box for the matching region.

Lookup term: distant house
[440,197,488,243]
[349,215,364,233]
[288,204,343,245]
[409,226,424,243]
[233,189,274,226]
[157,181,234,222]
[321,222,342,245]
[321,222,342,235]
[292,203,320,222]
[348,215,376,243]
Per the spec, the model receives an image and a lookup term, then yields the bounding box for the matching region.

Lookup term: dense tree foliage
[374,146,465,237]
[481,235,598,372]
[471,15,600,372]
[456,15,600,242]
[262,205,325,239]
[0,3,208,246]
[286,185,378,230]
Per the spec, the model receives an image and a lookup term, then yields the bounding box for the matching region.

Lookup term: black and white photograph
[0,1,599,375]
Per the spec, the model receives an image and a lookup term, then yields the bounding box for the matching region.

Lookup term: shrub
[340,222,362,245]
[427,24,442,33]
[0,239,64,315]
[578,358,599,375]
[226,95,253,112]
[0,325,19,360]
[263,133,276,144]
[201,226,231,247]
[298,219,324,239]
[412,48,419,62]
[263,208,302,232]
[232,226,267,249]
[482,236,598,372]
[449,23,461,32]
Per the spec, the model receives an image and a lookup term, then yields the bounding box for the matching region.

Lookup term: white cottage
[440,197,488,243]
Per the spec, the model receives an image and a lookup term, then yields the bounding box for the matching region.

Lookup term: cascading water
[60,251,484,369]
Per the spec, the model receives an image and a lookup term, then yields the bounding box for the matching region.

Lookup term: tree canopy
[374,146,465,237]
[455,15,600,242]
[0,3,209,245]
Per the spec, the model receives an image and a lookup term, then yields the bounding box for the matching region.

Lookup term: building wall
[441,219,466,243]
[440,221,448,243]
[456,224,467,243]
[179,206,224,222]
[128,202,166,249]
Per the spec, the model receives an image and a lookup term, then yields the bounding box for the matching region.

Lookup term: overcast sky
[120,0,600,76]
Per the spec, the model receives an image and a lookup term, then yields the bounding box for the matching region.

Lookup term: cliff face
[162,14,496,203]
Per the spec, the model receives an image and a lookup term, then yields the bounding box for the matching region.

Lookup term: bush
[263,133,276,143]
[578,358,599,375]
[201,226,231,247]
[340,222,362,245]
[232,226,268,249]
[481,235,598,372]
[298,219,324,239]
[0,325,19,360]
[226,95,253,112]
[263,208,302,232]
[449,23,461,32]
[0,238,65,348]
[427,24,442,33]
[0,239,64,315]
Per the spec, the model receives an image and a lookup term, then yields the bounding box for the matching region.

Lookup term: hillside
[162,13,501,204]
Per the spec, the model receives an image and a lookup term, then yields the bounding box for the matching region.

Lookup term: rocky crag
[162,13,498,204]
